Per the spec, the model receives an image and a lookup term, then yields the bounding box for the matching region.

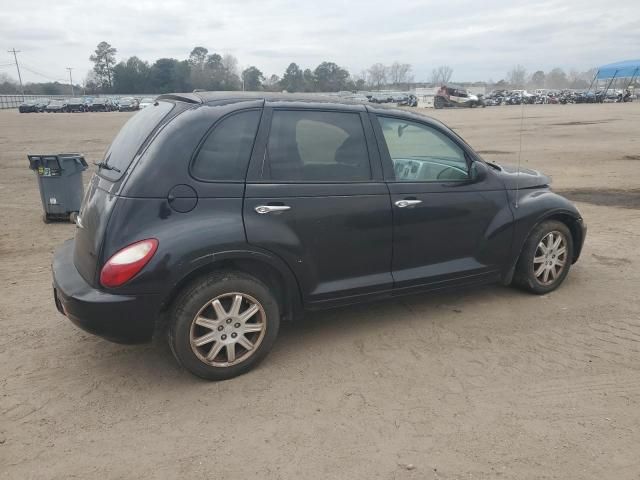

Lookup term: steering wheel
[436,166,466,180]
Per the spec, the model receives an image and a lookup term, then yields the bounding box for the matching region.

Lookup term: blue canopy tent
[589,59,640,93]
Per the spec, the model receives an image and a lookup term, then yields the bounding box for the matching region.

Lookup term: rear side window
[101,101,174,180]
[192,110,261,181]
[266,110,371,182]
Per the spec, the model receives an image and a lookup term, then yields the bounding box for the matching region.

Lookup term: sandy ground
[1,103,640,479]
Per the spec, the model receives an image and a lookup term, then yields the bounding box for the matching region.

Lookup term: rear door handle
[395,199,422,208]
[255,205,291,214]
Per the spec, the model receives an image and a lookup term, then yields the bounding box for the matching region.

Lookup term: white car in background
[138,97,155,109]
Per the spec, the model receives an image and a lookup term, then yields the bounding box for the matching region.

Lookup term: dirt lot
[1,103,639,479]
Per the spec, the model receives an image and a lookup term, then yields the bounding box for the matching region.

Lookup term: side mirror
[470,161,488,182]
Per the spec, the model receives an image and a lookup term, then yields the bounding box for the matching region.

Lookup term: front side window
[266,110,371,182]
[192,109,261,181]
[378,116,469,182]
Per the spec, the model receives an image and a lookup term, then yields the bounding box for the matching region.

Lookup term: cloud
[1,0,638,84]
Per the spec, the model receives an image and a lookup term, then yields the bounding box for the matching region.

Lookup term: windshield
[50,101,63,106]
[99,101,174,180]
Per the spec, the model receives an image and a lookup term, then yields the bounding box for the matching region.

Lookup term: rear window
[100,101,174,180]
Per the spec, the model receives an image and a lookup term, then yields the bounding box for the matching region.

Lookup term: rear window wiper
[94,161,121,173]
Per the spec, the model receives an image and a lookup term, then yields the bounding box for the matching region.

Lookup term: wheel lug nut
[226,318,232,324]
[218,326,224,331]
[221,334,227,340]
[234,323,241,328]
[231,332,237,338]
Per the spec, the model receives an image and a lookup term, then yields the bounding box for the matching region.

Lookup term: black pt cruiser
[52,92,586,380]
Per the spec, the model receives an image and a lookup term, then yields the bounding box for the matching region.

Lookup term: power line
[19,63,66,83]
[7,48,24,97]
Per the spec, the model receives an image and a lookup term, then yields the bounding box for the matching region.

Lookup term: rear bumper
[52,239,161,343]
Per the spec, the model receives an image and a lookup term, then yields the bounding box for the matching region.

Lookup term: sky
[1,0,639,85]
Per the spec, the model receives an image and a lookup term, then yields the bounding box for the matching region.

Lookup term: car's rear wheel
[513,220,573,294]
[168,270,280,380]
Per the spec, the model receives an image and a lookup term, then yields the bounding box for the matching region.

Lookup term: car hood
[492,163,551,189]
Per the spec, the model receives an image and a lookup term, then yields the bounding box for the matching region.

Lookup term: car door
[244,105,393,307]
[370,112,513,293]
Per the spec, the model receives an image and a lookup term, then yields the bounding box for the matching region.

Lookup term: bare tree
[390,62,412,87]
[507,65,527,88]
[264,74,280,91]
[367,63,388,90]
[222,54,239,76]
[389,62,401,85]
[430,65,453,85]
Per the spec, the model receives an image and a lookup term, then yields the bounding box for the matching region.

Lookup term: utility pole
[66,67,74,96]
[7,48,24,98]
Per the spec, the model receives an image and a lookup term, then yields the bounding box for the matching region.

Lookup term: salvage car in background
[52,92,586,381]
[397,93,418,107]
[18,100,41,113]
[138,97,155,109]
[88,98,114,112]
[67,98,87,112]
[45,100,68,113]
[117,97,139,112]
[434,85,485,109]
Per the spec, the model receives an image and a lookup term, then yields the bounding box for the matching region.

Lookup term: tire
[42,213,51,224]
[168,270,280,380]
[434,96,444,109]
[513,220,573,294]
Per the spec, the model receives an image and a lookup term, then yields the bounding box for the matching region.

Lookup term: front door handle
[255,205,291,214]
[395,199,422,208]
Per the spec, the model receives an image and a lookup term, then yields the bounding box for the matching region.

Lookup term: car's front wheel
[513,220,573,294]
[168,270,280,380]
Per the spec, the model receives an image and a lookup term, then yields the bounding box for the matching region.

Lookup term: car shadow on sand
[78,283,526,385]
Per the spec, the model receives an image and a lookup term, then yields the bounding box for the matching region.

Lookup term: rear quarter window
[99,101,174,180]
[191,109,262,182]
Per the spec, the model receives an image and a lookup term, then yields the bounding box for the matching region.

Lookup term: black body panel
[52,94,586,343]
[54,240,161,343]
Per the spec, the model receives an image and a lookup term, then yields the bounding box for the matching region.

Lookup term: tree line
[2,42,627,97]
[86,41,370,94]
[501,65,599,90]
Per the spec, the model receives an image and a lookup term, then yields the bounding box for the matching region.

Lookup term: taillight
[100,239,158,288]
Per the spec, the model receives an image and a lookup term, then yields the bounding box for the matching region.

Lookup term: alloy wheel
[533,231,567,286]
[189,292,266,367]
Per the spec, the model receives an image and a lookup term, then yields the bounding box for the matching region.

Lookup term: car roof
[155,91,444,126]
[157,91,369,106]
